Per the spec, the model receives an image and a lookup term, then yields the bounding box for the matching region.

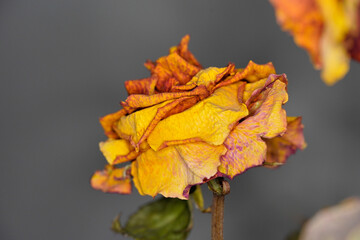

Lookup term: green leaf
[112,197,192,240]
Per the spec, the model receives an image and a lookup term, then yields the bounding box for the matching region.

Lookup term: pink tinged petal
[131,142,226,199]
[264,116,306,167]
[219,80,288,178]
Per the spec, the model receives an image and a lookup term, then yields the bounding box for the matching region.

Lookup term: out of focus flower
[270,0,360,85]
[91,36,306,199]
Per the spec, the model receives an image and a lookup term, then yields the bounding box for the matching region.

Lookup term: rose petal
[147,81,249,151]
[135,96,198,149]
[131,142,226,199]
[99,109,127,139]
[219,80,288,178]
[317,0,353,85]
[152,52,201,92]
[185,66,228,89]
[99,139,134,165]
[169,34,202,68]
[213,61,276,91]
[121,85,208,109]
[124,76,157,95]
[264,116,306,167]
[270,0,323,67]
[91,165,131,194]
[114,100,172,145]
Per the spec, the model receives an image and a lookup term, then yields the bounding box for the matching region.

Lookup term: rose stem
[207,178,230,240]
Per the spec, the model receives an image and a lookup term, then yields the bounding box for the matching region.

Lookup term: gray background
[1,0,360,239]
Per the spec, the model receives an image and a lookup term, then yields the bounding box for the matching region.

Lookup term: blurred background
[1,0,360,239]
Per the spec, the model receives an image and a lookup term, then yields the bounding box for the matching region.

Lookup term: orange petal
[213,61,276,91]
[264,116,306,167]
[219,80,288,178]
[131,142,226,199]
[99,139,134,165]
[147,81,249,151]
[124,76,157,95]
[169,35,202,68]
[153,52,202,92]
[99,109,127,139]
[270,0,323,67]
[121,85,208,109]
[91,165,131,194]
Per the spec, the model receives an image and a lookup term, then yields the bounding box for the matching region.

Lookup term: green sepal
[191,185,211,213]
[112,197,192,240]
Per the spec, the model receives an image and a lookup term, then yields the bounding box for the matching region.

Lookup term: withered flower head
[91,36,306,199]
[270,0,360,85]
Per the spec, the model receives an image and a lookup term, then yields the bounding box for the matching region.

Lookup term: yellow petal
[91,165,131,194]
[317,0,353,85]
[114,100,172,145]
[185,67,227,89]
[219,80,288,178]
[131,142,226,199]
[99,139,134,165]
[147,81,249,151]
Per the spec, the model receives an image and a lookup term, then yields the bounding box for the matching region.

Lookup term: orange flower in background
[91,36,306,199]
[270,0,360,85]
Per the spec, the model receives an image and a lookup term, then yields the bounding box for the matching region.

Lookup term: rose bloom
[91,36,306,199]
[270,0,360,85]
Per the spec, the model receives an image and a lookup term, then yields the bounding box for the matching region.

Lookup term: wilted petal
[91,165,131,194]
[99,109,127,139]
[124,77,157,95]
[169,34,202,68]
[147,81,249,151]
[219,80,288,178]
[299,198,360,240]
[115,100,172,145]
[350,34,360,61]
[264,116,306,167]
[121,86,208,109]
[131,142,226,199]
[213,61,276,91]
[185,66,228,89]
[136,96,198,149]
[270,0,323,67]
[243,73,288,107]
[152,52,201,92]
[99,139,135,165]
[317,0,354,85]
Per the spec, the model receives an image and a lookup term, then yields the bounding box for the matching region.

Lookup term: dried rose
[91,36,306,199]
